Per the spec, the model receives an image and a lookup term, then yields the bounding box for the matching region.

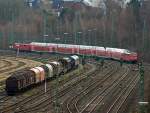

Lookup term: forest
[0,0,150,62]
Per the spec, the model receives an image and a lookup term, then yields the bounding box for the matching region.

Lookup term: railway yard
[0,0,150,113]
[0,51,149,113]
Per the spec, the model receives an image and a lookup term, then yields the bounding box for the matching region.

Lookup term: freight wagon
[6,55,80,95]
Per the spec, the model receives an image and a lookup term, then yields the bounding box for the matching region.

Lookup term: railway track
[0,58,27,108]
[0,58,25,92]
[0,53,58,91]
[0,51,140,113]
[0,60,25,77]
[105,74,139,113]
[60,63,139,113]
[64,62,120,113]
[0,59,22,73]
[0,60,12,69]
[21,62,113,113]
[0,55,45,108]
[0,61,96,113]
[74,65,129,113]
[84,66,133,113]
[0,57,43,92]
[0,57,43,79]
[78,65,138,113]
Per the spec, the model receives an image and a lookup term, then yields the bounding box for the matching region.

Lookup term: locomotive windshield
[124,50,131,54]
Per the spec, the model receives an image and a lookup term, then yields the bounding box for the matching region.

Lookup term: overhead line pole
[131,0,149,112]
[138,62,148,113]
[42,9,48,94]
[138,19,148,113]
[110,10,115,48]
[54,5,61,113]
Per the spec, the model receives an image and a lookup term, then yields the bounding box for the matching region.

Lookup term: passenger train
[10,42,138,63]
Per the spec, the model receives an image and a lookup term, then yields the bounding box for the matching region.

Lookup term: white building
[82,0,101,7]
[60,0,143,9]
[82,0,134,8]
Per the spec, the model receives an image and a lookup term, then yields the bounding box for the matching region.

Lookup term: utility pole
[138,62,148,113]
[88,29,91,46]
[142,20,146,58]
[74,12,77,45]
[42,9,48,105]
[93,28,97,46]
[110,9,116,48]
[129,0,141,22]
[77,32,82,45]
[10,12,14,45]
[73,11,80,45]
[64,32,68,44]
[54,6,61,113]
[130,1,149,112]
[43,10,47,43]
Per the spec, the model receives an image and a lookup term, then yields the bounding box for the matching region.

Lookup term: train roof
[63,57,71,61]
[66,44,79,47]
[106,47,133,54]
[95,46,105,50]
[71,55,79,59]
[15,42,136,54]
[79,45,95,49]
[50,61,60,65]
[57,44,68,47]
[106,47,126,53]
[14,43,31,46]
[8,70,33,80]
[30,42,58,46]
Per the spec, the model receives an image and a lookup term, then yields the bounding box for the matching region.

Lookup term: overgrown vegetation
[0,0,150,62]
[0,0,26,23]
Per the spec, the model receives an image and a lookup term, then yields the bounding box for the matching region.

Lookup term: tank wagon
[6,55,80,95]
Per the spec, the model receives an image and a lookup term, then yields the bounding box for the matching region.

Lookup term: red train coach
[95,47,106,57]
[10,42,138,63]
[121,52,137,62]
[12,43,31,51]
[79,45,96,55]
[57,44,68,53]
[105,48,125,60]
[30,42,57,52]
[65,44,79,54]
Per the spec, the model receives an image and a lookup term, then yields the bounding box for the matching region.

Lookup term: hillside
[0,0,150,62]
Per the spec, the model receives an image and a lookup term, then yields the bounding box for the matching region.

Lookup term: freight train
[10,42,138,63]
[6,55,80,95]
